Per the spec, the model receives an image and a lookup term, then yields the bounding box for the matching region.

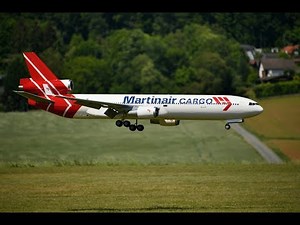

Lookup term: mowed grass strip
[0,111,263,165]
[0,164,299,212]
[243,94,300,162]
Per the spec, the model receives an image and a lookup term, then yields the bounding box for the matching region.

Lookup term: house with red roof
[282,45,299,56]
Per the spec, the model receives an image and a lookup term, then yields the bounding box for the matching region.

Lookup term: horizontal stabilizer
[13,91,54,104]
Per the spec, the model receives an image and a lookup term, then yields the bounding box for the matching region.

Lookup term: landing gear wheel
[115,120,123,127]
[129,124,136,131]
[123,120,131,127]
[225,124,231,130]
[136,124,144,131]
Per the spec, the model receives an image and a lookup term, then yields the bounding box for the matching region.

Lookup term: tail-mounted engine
[18,78,74,95]
[58,79,74,93]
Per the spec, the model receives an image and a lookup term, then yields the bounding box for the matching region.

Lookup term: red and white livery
[14,52,263,131]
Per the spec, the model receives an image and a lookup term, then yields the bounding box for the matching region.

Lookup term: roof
[262,53,279,59]
[282,45,299,54]
[240,44,255,51]
[260,58,296,70]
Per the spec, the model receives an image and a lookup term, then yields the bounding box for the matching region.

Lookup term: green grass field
[0,111,264,166]
[0,95,299,212]
[243,94,300,162]
[1,164,299,212]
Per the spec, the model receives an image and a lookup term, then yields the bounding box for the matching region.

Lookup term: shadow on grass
[69,206,196,212]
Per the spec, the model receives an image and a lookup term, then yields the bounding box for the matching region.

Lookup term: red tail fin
[16,52,80,118]
[23,52,58,82]
[21,52,73,96]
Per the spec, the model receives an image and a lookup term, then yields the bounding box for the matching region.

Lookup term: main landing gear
[115,119,144,132]
[224,119,244,130]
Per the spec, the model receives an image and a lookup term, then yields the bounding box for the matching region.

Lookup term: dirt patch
[266,139,300,162]
[243,95,300,162]
[244,95,300,139]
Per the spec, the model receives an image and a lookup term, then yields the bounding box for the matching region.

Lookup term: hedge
[253,80,300,98]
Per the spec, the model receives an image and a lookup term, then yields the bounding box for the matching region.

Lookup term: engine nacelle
[57,79,74,93]
[18,78,74,95]
[19,78,38,93]
[150,119,180,126]
[136,106,159,118]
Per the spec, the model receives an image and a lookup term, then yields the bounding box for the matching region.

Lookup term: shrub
[254,80,300,98]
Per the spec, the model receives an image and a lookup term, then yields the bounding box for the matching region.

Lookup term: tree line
[1,13,299,111]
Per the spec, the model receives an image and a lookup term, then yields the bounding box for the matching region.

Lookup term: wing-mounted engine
[150,119,180,126]
[136,106,159,118]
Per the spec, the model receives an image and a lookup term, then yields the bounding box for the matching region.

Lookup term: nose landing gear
[225,124,231,130]
[225,119,244,130]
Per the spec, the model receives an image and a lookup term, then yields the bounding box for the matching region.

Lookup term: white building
[259,58,296,81]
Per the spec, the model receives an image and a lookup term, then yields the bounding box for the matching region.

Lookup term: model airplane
[14,52,263,131]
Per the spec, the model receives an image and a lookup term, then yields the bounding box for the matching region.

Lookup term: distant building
[261,53,278,59]
[271,47,279,53]
[255,48,263,54]
[259,58,296,82]
[240,44,257,66]
[282,45,299,56]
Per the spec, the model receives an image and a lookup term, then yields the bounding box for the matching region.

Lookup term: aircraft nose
[257,105,263,114]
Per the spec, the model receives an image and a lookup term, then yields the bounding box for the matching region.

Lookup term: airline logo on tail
[43,84,54,95]
[16,52,81,117]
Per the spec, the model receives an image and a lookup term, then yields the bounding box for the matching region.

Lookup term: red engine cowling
[50,79,74,94]
[19,78,37,93]
[18,78,74,95]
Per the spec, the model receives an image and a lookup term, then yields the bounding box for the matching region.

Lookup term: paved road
[232,124,283,164]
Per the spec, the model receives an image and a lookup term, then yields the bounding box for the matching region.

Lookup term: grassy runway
[0,95,299,212]
[1,164,299,212]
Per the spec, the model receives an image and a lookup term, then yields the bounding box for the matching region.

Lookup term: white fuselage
[72,94,263,120]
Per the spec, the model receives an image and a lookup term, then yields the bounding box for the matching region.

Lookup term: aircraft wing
[13,91,54,104]
[56,95,133,118]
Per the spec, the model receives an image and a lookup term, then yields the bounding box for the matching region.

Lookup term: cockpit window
[249,102,259,106]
